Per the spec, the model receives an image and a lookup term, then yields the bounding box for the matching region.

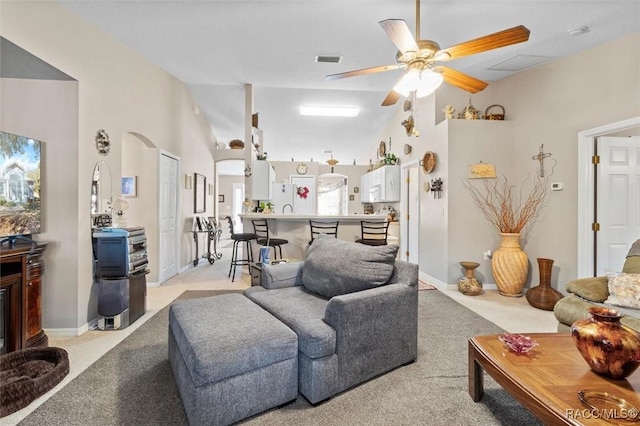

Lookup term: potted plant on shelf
[259,201,274,214]
[384,152,398,165]
[463,174,549,297]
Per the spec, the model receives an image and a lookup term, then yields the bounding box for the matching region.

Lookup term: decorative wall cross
[531,144,552,177]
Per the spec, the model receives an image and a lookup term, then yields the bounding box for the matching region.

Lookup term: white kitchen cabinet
[360,165,400,203]
[252,161,276,200]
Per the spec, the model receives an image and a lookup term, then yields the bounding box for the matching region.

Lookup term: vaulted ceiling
[57,0,639,163]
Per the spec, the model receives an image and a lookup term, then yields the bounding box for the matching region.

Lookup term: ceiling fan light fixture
[299,105,359,117]
[393,69,443,98]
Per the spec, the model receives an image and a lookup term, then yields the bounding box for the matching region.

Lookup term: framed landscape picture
[121,176,137,197]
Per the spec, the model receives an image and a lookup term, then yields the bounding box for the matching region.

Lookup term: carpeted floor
[19,290,541,426]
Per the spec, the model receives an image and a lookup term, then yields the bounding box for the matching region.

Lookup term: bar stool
[355,220,390,246]
[309,220,339,245]
[252,218,288,260]
[226,216,256,282]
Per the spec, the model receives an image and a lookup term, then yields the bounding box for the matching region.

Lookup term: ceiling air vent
[315,55,342,64]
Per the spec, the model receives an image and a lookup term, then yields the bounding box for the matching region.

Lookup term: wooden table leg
[469,339,484,402]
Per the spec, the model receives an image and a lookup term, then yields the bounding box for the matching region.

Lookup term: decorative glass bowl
[499,333,539,354]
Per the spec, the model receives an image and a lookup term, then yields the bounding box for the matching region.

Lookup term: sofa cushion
[261,262,303,289]
[168,294,298,386]
[244,286,336,359]
[566,276,609,303]
[623,255,640,274]
[300,234,399,298]
[605,273,640,310]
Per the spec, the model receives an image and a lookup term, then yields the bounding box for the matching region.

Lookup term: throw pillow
[604,273,640,310]
[566,276,609,302]
[300,234,398,298]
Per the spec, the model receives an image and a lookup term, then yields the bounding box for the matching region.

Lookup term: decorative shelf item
[326,155,339,166]
[484,104,505,120]
[229,139,244,149]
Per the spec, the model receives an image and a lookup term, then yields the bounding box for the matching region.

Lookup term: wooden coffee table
[469,333,640,425]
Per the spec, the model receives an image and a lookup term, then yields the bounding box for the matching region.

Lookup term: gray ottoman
[168,293,298,425]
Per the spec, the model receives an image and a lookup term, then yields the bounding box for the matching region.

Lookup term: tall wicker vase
[491,233,528,297]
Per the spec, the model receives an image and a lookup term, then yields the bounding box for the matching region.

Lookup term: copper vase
[525,258,563,310]
[571,307,640,379]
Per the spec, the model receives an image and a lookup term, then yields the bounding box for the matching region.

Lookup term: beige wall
[375,32,640,292]
[1,78,80,330]
[1,2,214,331]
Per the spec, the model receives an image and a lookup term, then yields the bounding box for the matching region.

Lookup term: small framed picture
[468,163,497,179]
[218,194,225,203]
[121,176,137,197]
[349,194,355,201]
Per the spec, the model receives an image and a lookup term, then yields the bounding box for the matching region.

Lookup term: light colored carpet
[18,290,541,425]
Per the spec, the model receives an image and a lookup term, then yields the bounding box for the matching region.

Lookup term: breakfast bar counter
[239,214,396,260]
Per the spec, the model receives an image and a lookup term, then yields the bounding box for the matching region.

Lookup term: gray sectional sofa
[245,234,419,404]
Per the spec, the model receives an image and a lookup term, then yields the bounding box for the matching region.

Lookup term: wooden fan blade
[326,64,402,81]
[436,25,530,61]
[379,19,419,54]
[435,66,488,93]
[382,89,401,106]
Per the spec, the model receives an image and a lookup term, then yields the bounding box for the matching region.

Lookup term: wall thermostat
[551,182,564,191]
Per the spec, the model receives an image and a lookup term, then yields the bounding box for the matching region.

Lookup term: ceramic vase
[491,233,528,297]
[458,261,482,296]
[571,307,640,379]
[525,258,563,310]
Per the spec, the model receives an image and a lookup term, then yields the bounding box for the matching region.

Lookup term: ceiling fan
[325,0,530,106]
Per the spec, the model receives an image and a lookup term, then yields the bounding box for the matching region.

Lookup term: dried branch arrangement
[463,174,549,234]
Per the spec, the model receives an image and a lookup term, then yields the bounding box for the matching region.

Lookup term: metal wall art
[95,129,110,156]
[431,178,443,199]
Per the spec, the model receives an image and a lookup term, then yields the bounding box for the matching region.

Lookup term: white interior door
[159,153,179,283]
[597,136,640,274]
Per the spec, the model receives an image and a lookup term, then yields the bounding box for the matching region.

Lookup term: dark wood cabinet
[0,242,48,354]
